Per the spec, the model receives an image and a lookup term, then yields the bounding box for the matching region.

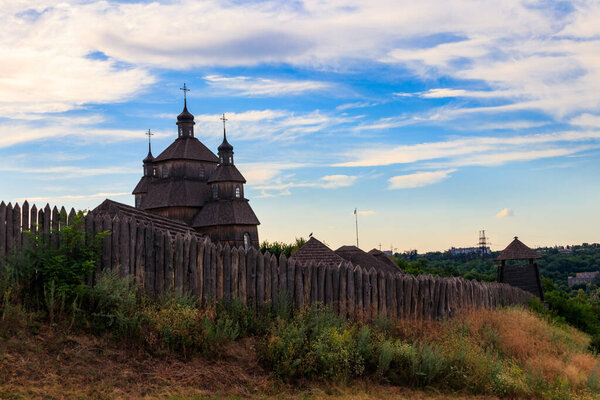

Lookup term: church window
[212,184,218,199]
[153,168,156,176]
[235,186,240,198]
[179,127,182,137]
[243,233,251,251]
[229,156,232,164]
[199,165,205,179]
[135,196,141,208]
[162,166,168,178]
[220,156,223,164]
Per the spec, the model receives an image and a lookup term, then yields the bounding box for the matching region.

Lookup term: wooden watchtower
[496,236,544,300]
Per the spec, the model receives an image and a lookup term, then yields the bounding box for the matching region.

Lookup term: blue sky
[1,0,600,252]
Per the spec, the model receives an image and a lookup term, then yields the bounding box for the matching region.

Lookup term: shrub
[144,299,203,357]
[261,306,367,380]
[79,270,143,341]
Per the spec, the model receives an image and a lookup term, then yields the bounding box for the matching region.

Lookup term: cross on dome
[180,83,190,102]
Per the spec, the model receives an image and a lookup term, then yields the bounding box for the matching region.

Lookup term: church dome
[143,150,154,163]
[177,103,194,123]
[218,136,233,152]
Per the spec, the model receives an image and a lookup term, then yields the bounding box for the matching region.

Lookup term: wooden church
[96,86,260,250]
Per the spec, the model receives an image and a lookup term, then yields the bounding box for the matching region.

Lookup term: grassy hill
[1,226,599,399]
[1,286,599,399]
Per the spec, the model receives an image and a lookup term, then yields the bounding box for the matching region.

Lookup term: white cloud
[388,169,455,189]
[0,121,170,148]
[3,0,600,121]
[203,75,331,96]
[353,210,375,215]
[253,174,357,197]
[319,174,357,188]
[496,208,515,218]
[0,164,139,179]
[336,130,600,168]
[570,114,600,128]
[193,109,357,141]
[238,162,306,185]
[14,192,130,203]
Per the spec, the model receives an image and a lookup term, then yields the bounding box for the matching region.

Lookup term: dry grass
[2,307,600,399]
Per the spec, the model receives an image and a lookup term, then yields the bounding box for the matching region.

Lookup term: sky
[1,0,599,253]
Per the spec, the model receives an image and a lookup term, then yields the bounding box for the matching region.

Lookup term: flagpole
[354,208,359,248]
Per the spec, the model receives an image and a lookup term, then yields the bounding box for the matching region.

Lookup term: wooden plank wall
[0,201,533,320]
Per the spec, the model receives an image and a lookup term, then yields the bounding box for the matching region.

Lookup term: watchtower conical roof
[496,237,541,261]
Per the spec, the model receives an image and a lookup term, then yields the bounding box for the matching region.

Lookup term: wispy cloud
[388,169,455,189]
[193,109,358,141]
[496,208,515,218]
[0,165,139,179]
[14,192,130,203]
[254,174,357,197]
[353,210,375,215]
[336,130,600,168]
[203,75,331,96]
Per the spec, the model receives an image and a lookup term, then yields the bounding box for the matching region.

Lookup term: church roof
[335,245,401,274]
[141,179,210,209]
[368,249,402,272]
[289,237,346,268]
[154,137,219,163]
[132,176,152,194]
[92,199,200,237]
[496,237,541,261]
[192,200,260,227]
[208,164,246,183]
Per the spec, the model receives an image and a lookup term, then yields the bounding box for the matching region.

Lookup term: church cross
[146,129,154,151]
[220,113,228,132]
[180,83,190,101]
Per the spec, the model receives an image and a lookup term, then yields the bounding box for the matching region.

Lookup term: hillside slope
[1,307,598,400]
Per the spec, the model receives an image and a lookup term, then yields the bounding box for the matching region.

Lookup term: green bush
[79,270,143,341]
[144,298,202,356]
[261,306,367,380]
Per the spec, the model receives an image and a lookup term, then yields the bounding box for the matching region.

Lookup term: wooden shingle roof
[154,137,219,163]
[140,180,210,209]
[496,237,541,261]
[208,164,246,183]
[289,237,345,268]
[192,200,260,227]
[91,199,200,237]
[335,245,401,274]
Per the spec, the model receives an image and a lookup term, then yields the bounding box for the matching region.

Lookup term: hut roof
[154,137,219,163]
[368,249,402,272]
[289,237,346,268]
[192,199,260,227]
[335,245,400,274]
[496,237,541,261]
[91,199,200,237]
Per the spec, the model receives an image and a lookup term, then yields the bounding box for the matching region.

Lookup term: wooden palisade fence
[0,201,532,320]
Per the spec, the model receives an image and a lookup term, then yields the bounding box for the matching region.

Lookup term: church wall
[195,224,259,249]
[152,160,217,180]
[212,181,244,200]
[151,206,199,225]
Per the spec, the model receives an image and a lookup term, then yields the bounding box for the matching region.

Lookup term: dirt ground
[0,327,502,400]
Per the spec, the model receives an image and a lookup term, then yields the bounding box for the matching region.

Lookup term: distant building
[568,271,600,288]
[448,246,491,256]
